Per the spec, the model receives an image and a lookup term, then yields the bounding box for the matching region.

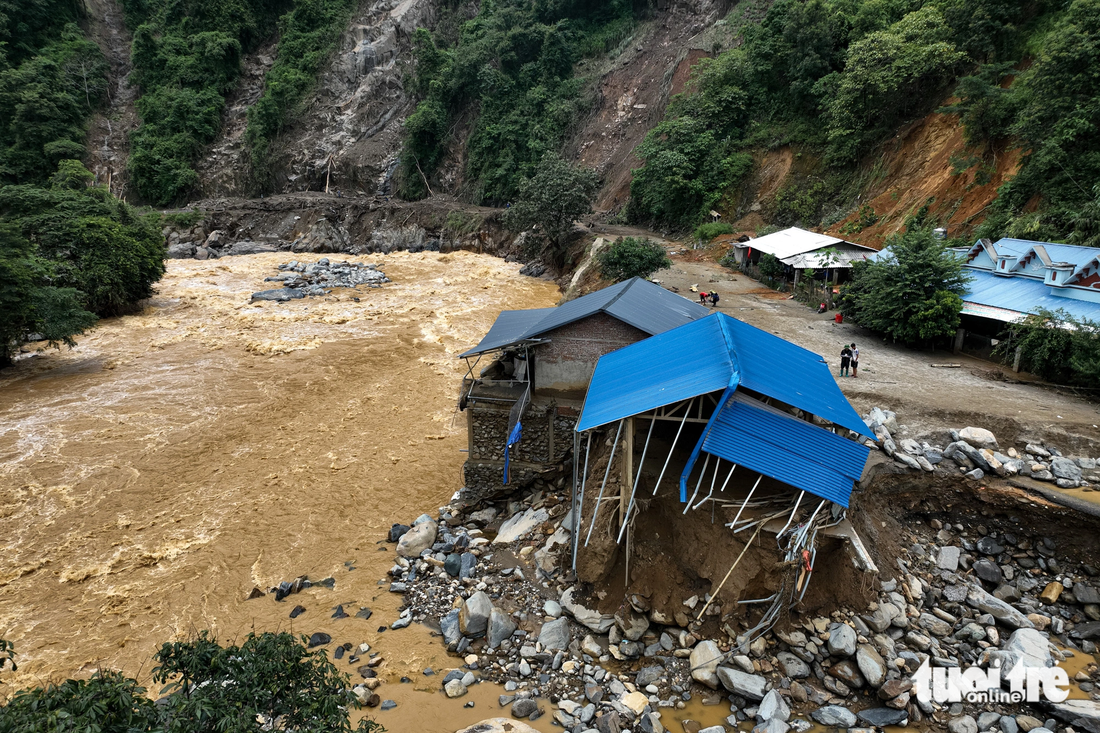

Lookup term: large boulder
[856,644,887,688]
[397,518,437,557]
[1051,457,1083,482]
[757,689,790,722]
[967,586,1034,629]
[717,667,768,701]
[690,640,722,689]
[459,591,493,638]
[959,427,998,450]
[828,624,857,657]
[457,718,540,733]
[538,617,571,651]
[561,587,615,633]
[488,607,516,648]
[494,508,549,544]
[811,706,857,728]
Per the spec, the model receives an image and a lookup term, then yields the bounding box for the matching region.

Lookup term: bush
[246,0,360,187]
[693,222,734,242]
[758,253,786,281]
[840,227,970,343]
[597,237,671,281]
[0,633,387,733]
[995,309,1100,386]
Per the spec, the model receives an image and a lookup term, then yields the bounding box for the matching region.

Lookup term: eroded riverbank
[0,252,559,701]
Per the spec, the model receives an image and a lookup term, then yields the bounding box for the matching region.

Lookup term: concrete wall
[533,313,649,394]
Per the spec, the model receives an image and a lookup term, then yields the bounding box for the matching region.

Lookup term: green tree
[1069,185,1100,248]
[153,631,383,733]
[840,227,970,343]
[0,160,166,317]
[597,236,671,281]
[821,7,966,164]
[0,634,386,733]
[996,309,1100,386]
[504,153,599,262]
[0,24,107,185]
[0,224,97,367]
[758,252,786,281]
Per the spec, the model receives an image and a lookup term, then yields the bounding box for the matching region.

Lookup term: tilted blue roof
[459,277,709,357]
[576,312,874,439]
[963,269,1100,323]
[702,393,871,507]
[575,315,736,432]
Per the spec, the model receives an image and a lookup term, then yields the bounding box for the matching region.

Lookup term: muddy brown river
[0,252,563,729]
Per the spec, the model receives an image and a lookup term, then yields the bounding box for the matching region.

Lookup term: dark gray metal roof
[459,277,710,358]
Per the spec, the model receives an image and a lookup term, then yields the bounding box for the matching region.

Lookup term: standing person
[709,291,719,307]
[850,343,859,378]
[840,344,852,377]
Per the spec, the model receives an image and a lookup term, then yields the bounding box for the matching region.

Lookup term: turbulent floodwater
[0,252,559,727]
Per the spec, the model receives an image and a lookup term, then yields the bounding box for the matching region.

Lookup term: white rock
[494,508,549,544]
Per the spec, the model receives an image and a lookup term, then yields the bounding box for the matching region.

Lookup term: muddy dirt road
[0,252,558,728]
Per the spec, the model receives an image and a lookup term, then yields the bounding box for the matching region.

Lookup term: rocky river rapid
[0,251,560,731]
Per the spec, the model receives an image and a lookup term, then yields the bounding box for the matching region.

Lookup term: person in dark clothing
[709,291,719,307]
[840,344,852,377]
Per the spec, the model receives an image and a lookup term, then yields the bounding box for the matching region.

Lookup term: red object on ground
[834,312,843,323]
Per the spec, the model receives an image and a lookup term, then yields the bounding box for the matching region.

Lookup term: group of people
[699,290,719,307]
[839,343,859,377]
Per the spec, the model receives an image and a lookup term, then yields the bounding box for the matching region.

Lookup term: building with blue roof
[568,312,877,623]
[961,238,1100,324]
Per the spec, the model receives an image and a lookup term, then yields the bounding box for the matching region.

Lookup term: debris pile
[250,258,389,301]
[382,476,1100,733]
[861,408,1099,489]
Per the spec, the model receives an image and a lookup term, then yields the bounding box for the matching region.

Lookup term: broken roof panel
[576,312,874,439]
[458,277,709,358]
[702,393,871,507]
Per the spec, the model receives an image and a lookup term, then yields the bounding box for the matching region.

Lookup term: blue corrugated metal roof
[458,277,709,357]
[701,393,870,507]
[458,308,555,357]
[963,269,1100,323]
[575,315,735,432]
[576,313,874,439]
[720,316,872,438]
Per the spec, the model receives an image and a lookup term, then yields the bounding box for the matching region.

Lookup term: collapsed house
[568,312,878,646]
[457,277,709,501]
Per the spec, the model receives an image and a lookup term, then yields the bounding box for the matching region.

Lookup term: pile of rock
[250,258,389,301]
[862,408,1098,489]
[380,475,1100,733]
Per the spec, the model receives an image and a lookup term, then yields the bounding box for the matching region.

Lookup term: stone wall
[463,400,579,502]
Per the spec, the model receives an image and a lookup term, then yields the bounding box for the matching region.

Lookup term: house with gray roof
[457,277,710,499]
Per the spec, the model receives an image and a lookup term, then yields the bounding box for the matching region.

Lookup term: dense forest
[0,0,164,366]
[398,0,1100,246]
[122,0,358,203]
[399,0,645,202]
[623,0,1100,243]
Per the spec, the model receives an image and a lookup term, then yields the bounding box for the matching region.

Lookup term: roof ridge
[599,277,638,313]
[716,313,741,388]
